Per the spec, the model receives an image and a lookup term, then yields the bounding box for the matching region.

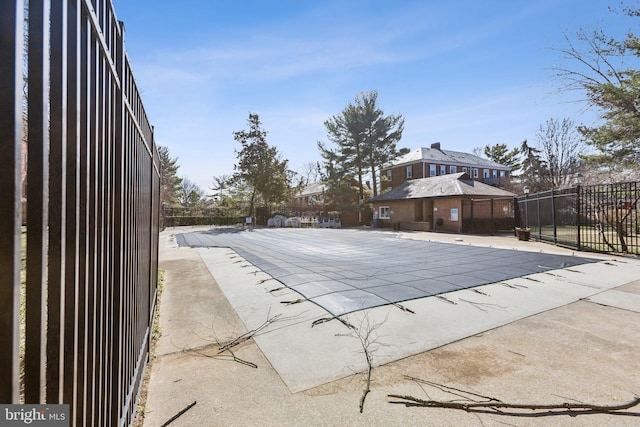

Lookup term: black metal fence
[462,198,515,234]
[1,1,160,426]
[515,182,639,255]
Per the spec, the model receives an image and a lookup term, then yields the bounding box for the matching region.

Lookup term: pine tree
[233,113,291,217]
[158,145,182,206]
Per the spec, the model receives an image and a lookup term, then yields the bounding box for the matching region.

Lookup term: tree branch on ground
[388,376,640,417]
[337,312,389,413]
[180,310,296,368]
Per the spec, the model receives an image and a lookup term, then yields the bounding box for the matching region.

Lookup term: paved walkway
[143,227,640,426]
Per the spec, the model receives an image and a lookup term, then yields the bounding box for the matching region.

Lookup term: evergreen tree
[520,139,552,192]
[320,91,406,221]
[158,145,182,206]
[482,143,522,175]
[555,6,640,167]
[233,113,291,217]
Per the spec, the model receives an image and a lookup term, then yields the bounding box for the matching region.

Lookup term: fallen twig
[435,295,457,305]
[311,317,335,327]
[280,299,305,305]
[388,394,640,413]
[160,401,197,427]
[218,312,282,354]
[404,377,500,403]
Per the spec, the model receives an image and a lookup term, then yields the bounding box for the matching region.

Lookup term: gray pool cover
[176,228,599,317]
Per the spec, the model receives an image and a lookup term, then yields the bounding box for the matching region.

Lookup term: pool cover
[176,228,599,316]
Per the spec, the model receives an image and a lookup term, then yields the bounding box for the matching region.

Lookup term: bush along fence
[1,1,160,426]
[515,181,639,255]
[162,206,246,228]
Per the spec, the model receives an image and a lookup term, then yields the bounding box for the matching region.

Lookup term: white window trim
[450,165,457,174]
[406,166,413,179]
[440,165,446,175]
[430,164,437,176]
[473,168,479,178]
[379,206,390,219]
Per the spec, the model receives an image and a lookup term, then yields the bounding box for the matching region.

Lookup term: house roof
[370,173,516,202]
[296,182,325,197]
[386,146,510,170]
[295,180,374,198]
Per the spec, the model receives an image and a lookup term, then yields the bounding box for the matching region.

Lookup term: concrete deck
[143,227,640,426]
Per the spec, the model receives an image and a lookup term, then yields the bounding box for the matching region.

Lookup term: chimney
[431,142,441,150]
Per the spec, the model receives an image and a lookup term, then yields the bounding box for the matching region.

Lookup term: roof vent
[431,142,441,150]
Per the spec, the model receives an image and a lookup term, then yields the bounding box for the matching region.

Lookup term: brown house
[370,173,516,233]
[381,143,511,192]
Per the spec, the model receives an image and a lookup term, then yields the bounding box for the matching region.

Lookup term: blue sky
[111,0,635,191]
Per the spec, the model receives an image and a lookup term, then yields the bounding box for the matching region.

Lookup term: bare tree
[297,161,322,185]
[177,177,204,207]
[535,118,584,188]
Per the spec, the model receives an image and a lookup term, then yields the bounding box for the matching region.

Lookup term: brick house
[381,142,511,192]
[370,172,516,233]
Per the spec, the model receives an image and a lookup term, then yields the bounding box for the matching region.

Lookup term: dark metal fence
[515,182,639,255]
[1,1,160,426]
[462,198,515,234]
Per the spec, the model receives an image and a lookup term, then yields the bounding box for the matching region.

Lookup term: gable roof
[296,182,325,197]
[370,173,516,202]
[386,146,510,170]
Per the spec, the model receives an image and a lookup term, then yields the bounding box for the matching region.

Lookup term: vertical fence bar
[0,0,24,404]
[551,189,557,244]
[25,0,50,404]
[110,16,125,427]
[63,0,81,419]
[47,0,68,403]
[576,186,581,251]
[76,4,91,424]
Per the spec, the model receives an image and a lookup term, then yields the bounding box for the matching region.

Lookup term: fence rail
[1,1,160,426]
[515,182,639,255]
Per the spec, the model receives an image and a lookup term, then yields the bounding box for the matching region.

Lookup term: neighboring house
[370,172,516,233]
[381,142,511,192]
[291,180,374,227]
[293,182,325,207]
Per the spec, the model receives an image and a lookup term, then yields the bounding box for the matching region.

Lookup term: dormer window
[405,166,413,179]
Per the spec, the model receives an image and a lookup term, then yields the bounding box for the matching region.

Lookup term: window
[405,166,413,179]
[450,165,457,174]
[483,169,490,178]
[379,206,390,219]
[462,167,467,173]
[430,164,437,176]
[473,168,479,178]
[440,165,446,175]
[492,170,497,178]
[386,170,392,180]
[500,170,505,177]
